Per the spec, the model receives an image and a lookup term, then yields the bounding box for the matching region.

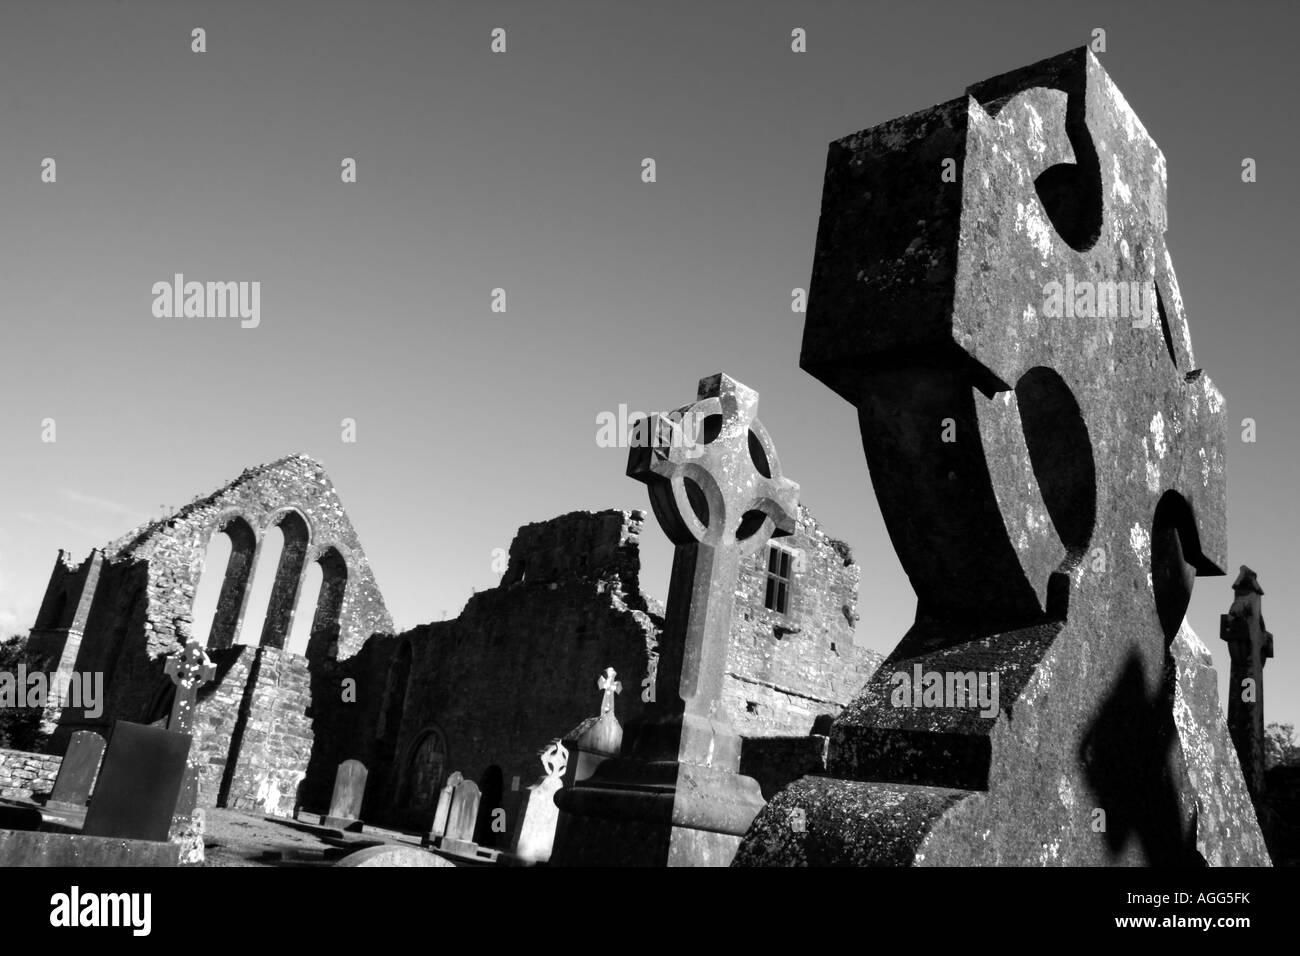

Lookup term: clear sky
[1,1,1296,726]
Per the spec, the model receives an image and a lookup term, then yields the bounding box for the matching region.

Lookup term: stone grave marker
[512,739,569,865]
[734,47,1269,866]
[45,730,105,811]
[323,759,367,830]
[440,777,481,856]
[427,770,463,844]
[554,373,799,866]
[82,721,192,843]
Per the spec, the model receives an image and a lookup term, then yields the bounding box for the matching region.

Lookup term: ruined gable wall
[726,505,881,736]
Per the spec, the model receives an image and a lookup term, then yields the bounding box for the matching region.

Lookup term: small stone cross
[163,639,215,734]
[597,666,622,715]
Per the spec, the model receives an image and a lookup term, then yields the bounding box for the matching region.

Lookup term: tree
[1264,722,1300,769]
[0,634,43,751]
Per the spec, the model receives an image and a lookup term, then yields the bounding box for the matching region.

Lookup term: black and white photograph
[0,0,1295,937]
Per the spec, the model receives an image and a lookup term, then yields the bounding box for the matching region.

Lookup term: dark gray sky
[1,1,1296,725]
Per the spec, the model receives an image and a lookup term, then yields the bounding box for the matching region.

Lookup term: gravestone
[1220,567,1273,795]
[82,721,192,843]
[512,740,568,865]
[323,759,367,830]
[46,730,105,811]
[554,373,799,866]
[440,777,481,857]
[427,770,463,844]
[162,639,215,861]
[736,47,1269,866]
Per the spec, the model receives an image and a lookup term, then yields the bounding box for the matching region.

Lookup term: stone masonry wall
[0,749,61,801]
[725,504,881,735]
[359,510,663,830]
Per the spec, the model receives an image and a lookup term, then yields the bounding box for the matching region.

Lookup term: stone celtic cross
[628,372,798,767]
[541,740,569,779]
[597,667,622,715]
[163,639,215,734]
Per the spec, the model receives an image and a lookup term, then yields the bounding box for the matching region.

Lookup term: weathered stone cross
[1220,566,1274,795]
[628,372,798,768]
[163,639,215,735]
[597,667,622,715]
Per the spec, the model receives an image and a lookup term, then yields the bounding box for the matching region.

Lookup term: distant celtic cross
[597,667,622,715]
[163,639,215,734]
[628,373,798,750]
[540,740,569,779]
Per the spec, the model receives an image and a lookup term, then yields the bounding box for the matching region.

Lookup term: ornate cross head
[628,373,799,556]
[164,639,215,690]
[540,740,569,779]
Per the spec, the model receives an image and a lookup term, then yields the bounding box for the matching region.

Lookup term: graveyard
[0,43,1294,870]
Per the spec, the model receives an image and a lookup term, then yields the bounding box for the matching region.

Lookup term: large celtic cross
[628,372,798,767]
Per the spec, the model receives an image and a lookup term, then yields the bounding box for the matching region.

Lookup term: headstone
[512,740,568,865]
[323,759,367,830]
[440,777,481,856]
[161,639,215,854]
[554,373,798,866]
[82,721,192,843]
[735,47,1269,866]
[427,770,463,843]
[46,730,105,811]
[1220,566,1273,795]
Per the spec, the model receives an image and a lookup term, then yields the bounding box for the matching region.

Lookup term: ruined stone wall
[28,454,396,816]
[189,645,316,816]
[725,505,880,735]
[359,510,663,829]
[0,748,61,800]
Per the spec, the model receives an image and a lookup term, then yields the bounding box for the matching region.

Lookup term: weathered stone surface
[82,721,192,844]
[740,47,1266,866]
[45,731,103,809]
[0,828,180,867]
[0,748,61,801]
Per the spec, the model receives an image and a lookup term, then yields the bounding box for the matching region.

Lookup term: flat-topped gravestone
[736,47,1268,867]
[46,730,105,811]
[82,721,192,843]
[323,759,367,831]
[554,373,798,867]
